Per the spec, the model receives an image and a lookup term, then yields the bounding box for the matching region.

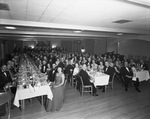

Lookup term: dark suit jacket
[79,69,91,85]
[120,67,133,79]
[64,64,74,75]
[10,66,16,74]
[35,59,40,67]
[57,62,65,70]
[104,66,115,81]
[0,71,12,90]
[47,69,57,82]
[41,65,48,73]
[140,63,148,70]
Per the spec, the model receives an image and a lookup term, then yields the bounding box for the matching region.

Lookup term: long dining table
[13,54,53,110]
[13,84,53,110]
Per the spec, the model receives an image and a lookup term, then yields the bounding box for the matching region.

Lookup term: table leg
[41,96,43,105]
[20,100,25,110]
[7,101,11,119]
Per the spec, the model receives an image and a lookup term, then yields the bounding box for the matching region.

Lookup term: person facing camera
[0,65,13,90]
[120,61,133,92]
[46,67,65,112]
[79,64,98,96]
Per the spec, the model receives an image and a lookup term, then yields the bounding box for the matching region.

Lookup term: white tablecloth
[14,85,53,107]
[136,70,150,82]
[93,73,110,87]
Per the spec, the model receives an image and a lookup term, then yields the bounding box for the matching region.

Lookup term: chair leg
[81,88,83,96]
[105,85,107,91]
[7,101,11,119]
[41,96,43,105]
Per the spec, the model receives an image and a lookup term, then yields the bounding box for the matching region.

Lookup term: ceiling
[0,0,150,41]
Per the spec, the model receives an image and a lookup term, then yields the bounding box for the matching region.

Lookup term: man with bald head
[79,64,98,96]
[120,61,140,92]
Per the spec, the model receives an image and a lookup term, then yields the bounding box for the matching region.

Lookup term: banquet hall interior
[0,0,150,119]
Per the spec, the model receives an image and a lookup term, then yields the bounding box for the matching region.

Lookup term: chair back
[3,83,12,93]
[78,76,93,95]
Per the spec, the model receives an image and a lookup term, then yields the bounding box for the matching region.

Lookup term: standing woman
[46,67,65,112]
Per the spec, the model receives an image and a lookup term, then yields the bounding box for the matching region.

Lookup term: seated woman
[46,67,65,112]
[98,61,104,73]
[91,60,98,71]
[73,63,80,76]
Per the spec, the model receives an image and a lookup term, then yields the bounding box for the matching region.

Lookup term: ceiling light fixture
[73,30,82,33]
[5,26,16,29]
[117,33,123,35]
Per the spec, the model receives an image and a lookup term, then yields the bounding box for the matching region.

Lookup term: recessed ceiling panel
[28,0,51,7]
[27,4,46,15]
[11,12,25,20]
[26,14,41,21]
[6,0,26,13]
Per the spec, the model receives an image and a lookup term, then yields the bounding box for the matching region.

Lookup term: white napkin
[132,77,136,81]
[29,84,34,92]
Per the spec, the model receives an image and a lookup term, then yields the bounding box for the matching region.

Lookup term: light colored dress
[46,73,64,112]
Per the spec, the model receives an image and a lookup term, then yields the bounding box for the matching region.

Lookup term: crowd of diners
[26,46,148,93]
[0,46,149,113]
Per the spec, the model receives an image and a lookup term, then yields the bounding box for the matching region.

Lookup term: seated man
[120,61,140,92]
[0,64,16,108]
[0,64,13,90]
[79,64,98,96]
[102,62,115,92]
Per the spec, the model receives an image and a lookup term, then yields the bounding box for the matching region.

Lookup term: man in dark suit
[57,58,65,71]
[79,64,98,96]
[7,60,17,75]
[41,60,48,73]
[102,62,115,92]
[47,63,57,82]
[120,61,133,91]
[64,60,74,83]
[104,62,115,81]
[140,59,148,70]
[0,65,12,90]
